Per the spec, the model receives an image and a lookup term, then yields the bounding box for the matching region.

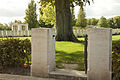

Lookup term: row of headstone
[73,29,87,37]
[112,29,120,34]
[0,30,31,37]
[0,29,119,37]
[73,29,120,37]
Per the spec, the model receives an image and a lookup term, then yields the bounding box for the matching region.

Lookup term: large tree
[76,7,87,28]
[24,0,38,29]
[40,0,91,42]
[91,18,99,26]
[87,18,98,26]
[107,16,120,29]
[97,16,108,27]
[113,16,120,28]
[40,4,76,27]
[107,18,115,28]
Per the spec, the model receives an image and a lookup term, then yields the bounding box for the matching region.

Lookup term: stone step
[49,69,87,80]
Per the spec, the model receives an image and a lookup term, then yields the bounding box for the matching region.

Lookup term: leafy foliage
[112,40,120,80]
[24,0,39,29]
[0,23,11,30]
[97,16,108,27]
[113,16,120,28]
[76,7,87,28]
[71,7,76,26]
[0,39,31,69]
[14,20,22,23]
[39,5,76,27]
[40,0,91,7]
[87,18,99,26]
[39,19,53,28]
[40,3,56,27]
[86,16,120,29]
[107,16,120,29]
[87,16,120,29]
[107,18,115,28]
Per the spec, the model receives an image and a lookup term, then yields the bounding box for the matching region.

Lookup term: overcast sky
[0,0,120,24]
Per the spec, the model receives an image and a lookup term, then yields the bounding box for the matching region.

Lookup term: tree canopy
[39,0,92,42]
[24,0,38,29]
[40,3,56,27]
[113,16,120,28]
[40,4,76,27]
[39,9,54,28]
[86,16,120,29]
[107,18,115,28]
[97,16,108,28]
[40,0,91,7]
[14,20,22,23]
[76,7,87,28]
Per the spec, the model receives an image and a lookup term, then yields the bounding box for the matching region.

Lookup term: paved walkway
[0,69,87,80]
[0,74,58,80]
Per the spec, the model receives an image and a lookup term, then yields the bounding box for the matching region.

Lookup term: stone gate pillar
[88,28,112,80]
[31,28,56,77]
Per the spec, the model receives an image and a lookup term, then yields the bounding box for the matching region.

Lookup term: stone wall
[88,28,112,80]
[31,28,56,77]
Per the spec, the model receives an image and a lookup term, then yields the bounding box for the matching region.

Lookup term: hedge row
[0,39,31,69]
[112,40,120,80]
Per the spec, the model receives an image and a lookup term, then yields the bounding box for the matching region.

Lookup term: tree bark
[55,0,79,42]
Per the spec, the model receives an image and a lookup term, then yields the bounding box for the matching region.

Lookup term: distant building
[12,23,28,31]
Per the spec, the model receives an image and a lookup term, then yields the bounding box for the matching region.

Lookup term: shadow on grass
[55,50,85,71]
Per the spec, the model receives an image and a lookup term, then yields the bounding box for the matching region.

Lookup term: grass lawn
[0,35,120,71]
[112,35,120,41]
[55,41,85,70]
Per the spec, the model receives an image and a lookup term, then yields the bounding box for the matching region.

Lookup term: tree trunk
[55,0,79,42]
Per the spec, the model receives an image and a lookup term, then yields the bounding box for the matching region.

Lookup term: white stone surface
[31,28,56,77]
[88,28,112,80]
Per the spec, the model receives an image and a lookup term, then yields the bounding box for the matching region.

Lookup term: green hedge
[0,39,31,69]
[112,40,120,80]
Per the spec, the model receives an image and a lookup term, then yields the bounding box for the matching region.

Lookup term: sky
[0,0,120,24]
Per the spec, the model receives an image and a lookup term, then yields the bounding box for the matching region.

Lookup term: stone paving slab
[50,69,87,77]
[0,74,58,80]
[49,69,87,80]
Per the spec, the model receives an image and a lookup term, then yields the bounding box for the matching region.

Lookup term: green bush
[112,40,120,80]
[0,39,31,69]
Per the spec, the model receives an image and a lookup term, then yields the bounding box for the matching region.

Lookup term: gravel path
[0,74,58,80]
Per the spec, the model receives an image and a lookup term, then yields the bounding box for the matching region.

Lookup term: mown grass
[55,41,85,70]
[112,35,120,41]
[0,35,120,71]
